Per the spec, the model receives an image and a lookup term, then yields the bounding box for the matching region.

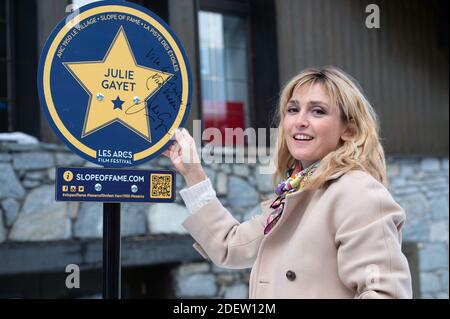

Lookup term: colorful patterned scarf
[264,161,319,235]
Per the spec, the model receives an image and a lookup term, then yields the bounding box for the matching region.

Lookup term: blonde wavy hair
[272,66,387,189]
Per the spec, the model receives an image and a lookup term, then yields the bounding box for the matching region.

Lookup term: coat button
[286,270,296,281]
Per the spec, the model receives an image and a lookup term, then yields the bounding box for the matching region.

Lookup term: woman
[163,67,412,298]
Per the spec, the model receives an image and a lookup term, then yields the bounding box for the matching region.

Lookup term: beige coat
[182,170,412,298]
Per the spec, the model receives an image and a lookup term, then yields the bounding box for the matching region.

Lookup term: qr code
[150,174,172,199]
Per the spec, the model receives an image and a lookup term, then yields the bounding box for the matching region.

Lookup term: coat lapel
[259,170,345,235]
[264,189,313,237]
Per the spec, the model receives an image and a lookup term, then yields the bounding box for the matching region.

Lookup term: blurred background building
[0,0,448,298]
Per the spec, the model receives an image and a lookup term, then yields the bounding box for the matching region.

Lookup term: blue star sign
[112,96,125,110]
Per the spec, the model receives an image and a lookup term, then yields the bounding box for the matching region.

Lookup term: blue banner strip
[56,166,176,203]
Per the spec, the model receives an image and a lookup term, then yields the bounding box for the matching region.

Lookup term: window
[197,0,280,149]
[198,9,250,146]
[0,0,39,138]
[0,0,10,132]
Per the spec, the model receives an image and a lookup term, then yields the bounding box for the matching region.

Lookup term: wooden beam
[0,236,203,275]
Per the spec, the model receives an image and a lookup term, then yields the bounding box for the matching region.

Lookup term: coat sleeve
[332,172,413,299]
[182,197,273,269]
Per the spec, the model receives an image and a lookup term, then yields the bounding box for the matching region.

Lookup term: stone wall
[386,157,449,299]
[0,140,448,299]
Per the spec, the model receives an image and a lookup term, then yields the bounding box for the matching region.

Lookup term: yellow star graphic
[63,26,173,142]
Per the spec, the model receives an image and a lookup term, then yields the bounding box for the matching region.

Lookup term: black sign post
[103,202,121,299]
